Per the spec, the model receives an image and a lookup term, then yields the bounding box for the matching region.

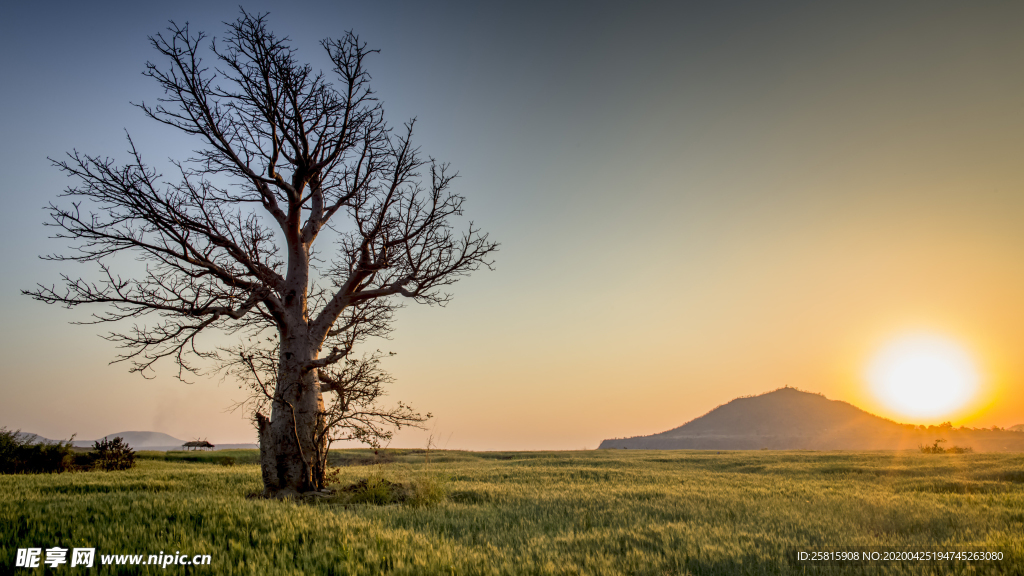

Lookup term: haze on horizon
[1,1,1022,450]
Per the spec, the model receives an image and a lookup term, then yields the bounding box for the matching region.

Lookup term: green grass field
[3,449,1023,575]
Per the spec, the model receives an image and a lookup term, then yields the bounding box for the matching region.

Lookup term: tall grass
[3,449,1023,574]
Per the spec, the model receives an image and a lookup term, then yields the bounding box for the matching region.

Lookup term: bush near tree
[92,436,136,471]
[0,428,76,474]
[0,428,138,473]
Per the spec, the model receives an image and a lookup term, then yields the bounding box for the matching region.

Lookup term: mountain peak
[659,387,895,437]
[600,388,915,450]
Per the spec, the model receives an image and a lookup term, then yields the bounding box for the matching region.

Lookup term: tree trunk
[260,332,326,497]
[257,217,331,497]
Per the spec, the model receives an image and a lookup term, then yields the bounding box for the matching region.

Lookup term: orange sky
[1,2,1022,449]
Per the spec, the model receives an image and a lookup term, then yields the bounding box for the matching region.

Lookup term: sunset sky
[1,1,1022,450]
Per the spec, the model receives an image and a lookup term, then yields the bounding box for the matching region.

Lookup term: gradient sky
[2,1,1023,450]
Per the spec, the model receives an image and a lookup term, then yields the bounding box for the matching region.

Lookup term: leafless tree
[24,10,497,496]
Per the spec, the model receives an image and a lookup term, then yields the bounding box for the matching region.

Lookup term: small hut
[182,440,215,451]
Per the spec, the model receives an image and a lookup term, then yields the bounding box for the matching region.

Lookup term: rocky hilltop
[600,387,1024,451]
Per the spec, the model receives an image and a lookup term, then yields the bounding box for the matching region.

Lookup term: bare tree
[24,11,497,496]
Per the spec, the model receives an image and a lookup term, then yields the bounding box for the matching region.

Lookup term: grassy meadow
[2,449,1023,575]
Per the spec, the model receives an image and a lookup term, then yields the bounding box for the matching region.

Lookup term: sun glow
[866,334,980,420]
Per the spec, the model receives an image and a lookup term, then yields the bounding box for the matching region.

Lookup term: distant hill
[1011,424,1024,432]
[12,432,57,444]
[70,431,256,451]
[600,387,1024,451]
[9,430,255,451]
[72,431,186,450]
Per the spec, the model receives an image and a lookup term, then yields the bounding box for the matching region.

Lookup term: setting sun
[866,334,981,420]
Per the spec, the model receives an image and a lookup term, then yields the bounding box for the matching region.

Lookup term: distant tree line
[902,422,1015,433]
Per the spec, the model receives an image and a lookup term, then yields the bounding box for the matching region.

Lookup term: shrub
[341,475,407,505]
[919,439,973,454]
[406,472,448,506]
[334,471,448,507]
[92,436,136,471]
[0,428,76,474]
[0,428,22,472]
[72,451,98,469]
